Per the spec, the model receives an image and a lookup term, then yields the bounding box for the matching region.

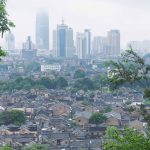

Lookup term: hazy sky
[6,0,150,49]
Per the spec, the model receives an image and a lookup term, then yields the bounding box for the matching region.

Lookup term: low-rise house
[86,126,106,138]
[129,111,140,121]
[121,114,130,127]
[51,103,71,116]
[40,131,70,147]
[129,120,144,131]
[0,127,37,146]
[72,128,86,139]
[49,117,70,130]
[105,111,121,127]
[74,111,92,126]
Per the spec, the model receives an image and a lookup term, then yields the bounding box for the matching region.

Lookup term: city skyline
[6,0,150,49]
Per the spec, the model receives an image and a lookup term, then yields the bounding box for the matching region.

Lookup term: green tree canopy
[56,76,68,88]
[144,88,150,99]
[39,77,56,89]
[0,0,15,57]
[107,48,150,90]
[104,127,150,150]
[0,110,26,126]
[0,146,13,150]
[74,69,85,79]
[23,144,49,150]
[89,112,107,124]
[73,77,95,91]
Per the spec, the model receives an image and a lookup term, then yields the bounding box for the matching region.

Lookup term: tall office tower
[5,31,15,50]
[92,36,108,57]
[76,33,86,59]
[53,30,57,57]
[53,19,74,58]
[107,30,120,58]
[84,29,91,57]
[36,10,49,50]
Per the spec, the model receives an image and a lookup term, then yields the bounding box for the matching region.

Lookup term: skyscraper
[76,29,91,59]
[53,19,74,58]
[5,31,15,50]
[92,36,108,57]
[84,29,91,57]
[36,10,49,50]
[107,30,120,58]
[76,33,86,59]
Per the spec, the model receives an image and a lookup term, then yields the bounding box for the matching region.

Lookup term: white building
[84,29,91,56]
[76,29,91,59]
[107,30,120,58]
[76,33,86,59]
[41,64,61,72]
[5,31,15,50]
[92,36,108,57]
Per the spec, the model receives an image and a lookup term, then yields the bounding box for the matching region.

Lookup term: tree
[107,48,150,90]
[10,110,26,126]
[93,74,110,88]
[74,69,85,79]
[39,77,56,89]
[144,88,150,99]
[73,77,95,91]
[104,127,150,150]
[23,144,49,150]
[89,112,107,124]
[0,110,26,126]
[0,146,13,150]
[0,0,15,58]
[105,105,112,113]
[56,76,68,88]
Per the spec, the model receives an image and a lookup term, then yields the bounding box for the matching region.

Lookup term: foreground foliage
[0,146,13,150]
[0,0,15,57]
[104,127,150,150]
[107,48,150,94]
[23,144,49,150]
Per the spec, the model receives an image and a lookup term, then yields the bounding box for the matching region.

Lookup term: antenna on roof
[61,17,64,25]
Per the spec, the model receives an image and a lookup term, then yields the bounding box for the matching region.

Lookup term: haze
[6,0,150,49]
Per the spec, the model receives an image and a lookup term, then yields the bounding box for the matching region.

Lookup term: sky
[6,0,150,49]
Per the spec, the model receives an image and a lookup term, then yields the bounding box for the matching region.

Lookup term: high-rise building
[84,29,91,57]
[76,33,86,59]
[53,19,74,58]
[5,31,15,50]
[22,36,37,60]
[92,36,108,57]
[107,30,120,58]
[36,10,49,50]
[23,36,35,50]
[76,29,91,59]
